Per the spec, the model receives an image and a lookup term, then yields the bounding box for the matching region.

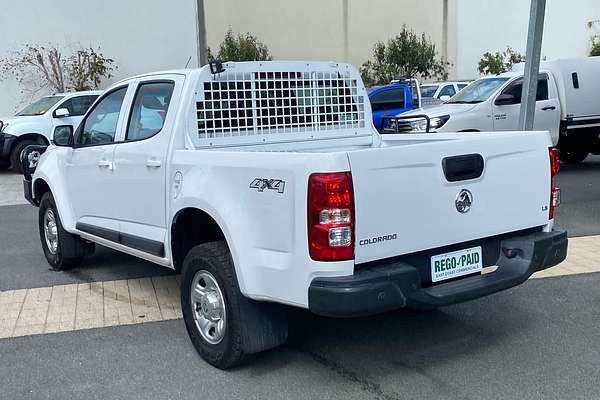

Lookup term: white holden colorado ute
[21,61,567,369]
[392,57,600,164]
[0,91,101,172]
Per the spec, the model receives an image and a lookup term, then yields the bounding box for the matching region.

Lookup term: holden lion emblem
[455,189,473,213]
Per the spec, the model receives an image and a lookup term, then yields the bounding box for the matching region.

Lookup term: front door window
[77,88,127,146]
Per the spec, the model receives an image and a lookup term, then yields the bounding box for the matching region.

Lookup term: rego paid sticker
[431,246,482,283]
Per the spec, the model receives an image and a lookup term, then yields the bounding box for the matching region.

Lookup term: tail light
[549,147,561,220]
[308,172,354,261]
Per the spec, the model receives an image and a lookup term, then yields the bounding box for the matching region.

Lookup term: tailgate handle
[442,154,484,182]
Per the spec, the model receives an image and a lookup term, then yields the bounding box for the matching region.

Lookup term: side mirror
[53,108,70,118]
[439,95,451,102]
[52,125,74,147]
[495,93,518,106]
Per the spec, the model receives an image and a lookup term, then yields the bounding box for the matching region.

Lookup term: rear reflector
[308,172,354,261]
[549,147,560,220]
[549,147,560,176]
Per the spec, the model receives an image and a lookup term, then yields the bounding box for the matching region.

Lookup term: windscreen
[447,78,509,104]
[16,96,64,116]
[420,85,439,98]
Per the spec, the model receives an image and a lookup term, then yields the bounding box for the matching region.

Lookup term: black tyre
[10,139,37,174]
[181,241,288,369]
[559,149,588,164]
[39,192,94,270]
[0,159,10,170]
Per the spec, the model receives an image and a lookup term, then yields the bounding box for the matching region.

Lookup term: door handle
[542,106,556,111]
[97,159,113,170]
[146,158,162,168]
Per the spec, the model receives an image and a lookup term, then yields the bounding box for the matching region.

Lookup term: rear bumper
[308,228,568,317]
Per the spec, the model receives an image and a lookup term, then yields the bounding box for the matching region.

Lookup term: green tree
[478,46,524,75]
[208,28,272,62]
[359,26,450,86]
[589,35,600,56]
[587,20,600,56]
[67,47,116,91]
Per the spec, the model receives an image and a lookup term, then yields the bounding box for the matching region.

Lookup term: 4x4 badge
[249,178,285,194]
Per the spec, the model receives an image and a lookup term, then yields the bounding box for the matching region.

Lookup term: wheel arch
[30,170,77,232]
[11,133,50,149]
[32,178,51,206]
[170,207,229,274]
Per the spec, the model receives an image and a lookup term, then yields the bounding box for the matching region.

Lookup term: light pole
[519,0,546,130]
[196,0,208,66]
[342,0,349,62]
[442,0,448,63]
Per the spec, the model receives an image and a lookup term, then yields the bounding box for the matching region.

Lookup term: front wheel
[39,192,94,270]
[10,140,37,174]
[181,242,288,369]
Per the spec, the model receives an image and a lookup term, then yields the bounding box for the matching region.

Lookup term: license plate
[431,246,483,283]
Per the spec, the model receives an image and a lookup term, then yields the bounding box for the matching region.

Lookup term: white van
[394,57,600,163]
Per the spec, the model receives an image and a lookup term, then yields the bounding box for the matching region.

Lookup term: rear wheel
[10,139,37,173]
[181,241,288,369]
[39,192,94,270]
[559,149,588,164]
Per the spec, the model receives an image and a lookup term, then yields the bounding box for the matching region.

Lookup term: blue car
[368,83,415,131]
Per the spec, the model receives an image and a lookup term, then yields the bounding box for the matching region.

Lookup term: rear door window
[126,82,175,141]
[536,77,549,101]
[420,85,439,98]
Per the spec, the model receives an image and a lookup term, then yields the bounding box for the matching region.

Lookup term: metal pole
[342,0,349,62]
[442,0,448,62]
[196,0,208,66]
[519,0,546,130]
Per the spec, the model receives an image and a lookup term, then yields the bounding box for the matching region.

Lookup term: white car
[393,57,600,163]
[22,61,567,369]
[420,81,470,101]
[0,91,101,172]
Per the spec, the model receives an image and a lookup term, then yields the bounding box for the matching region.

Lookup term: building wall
[0,1,457,116]
[0,0,199,116]
[204,0,457,78]
[456,0,600,79]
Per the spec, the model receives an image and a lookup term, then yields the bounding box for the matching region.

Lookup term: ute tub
[308,227,567,317]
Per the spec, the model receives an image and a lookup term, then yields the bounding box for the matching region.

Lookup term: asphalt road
[1,274,600,400]
[0,203,173,291]
[555,155,600,237]
[1,156,600,399]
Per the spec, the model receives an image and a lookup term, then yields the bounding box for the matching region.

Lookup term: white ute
[392,57,600,164]
[0,91,101,172]
[22,61,567,369]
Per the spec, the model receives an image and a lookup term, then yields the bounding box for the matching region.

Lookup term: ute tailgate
[348,131,552,264]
